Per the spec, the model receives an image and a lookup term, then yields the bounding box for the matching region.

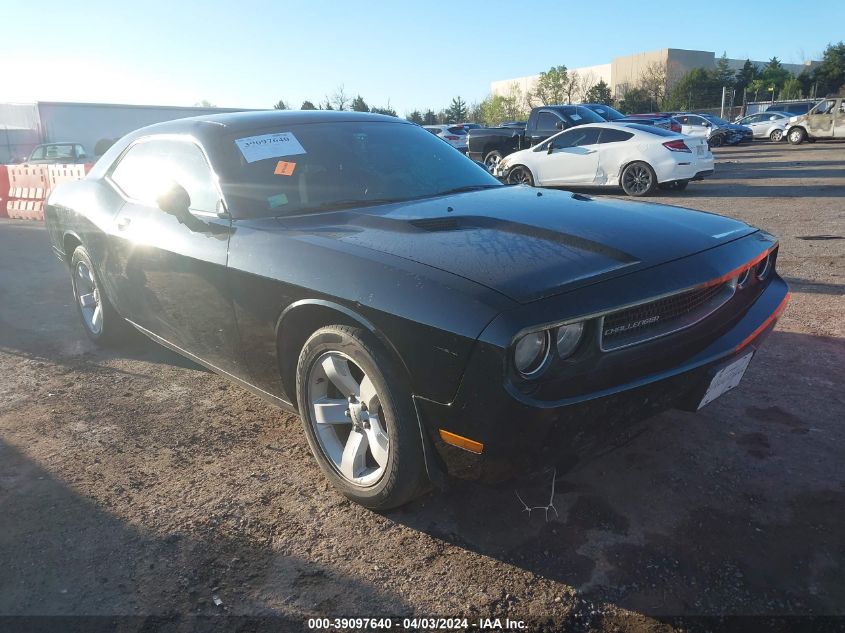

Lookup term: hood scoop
[409,216,464,232]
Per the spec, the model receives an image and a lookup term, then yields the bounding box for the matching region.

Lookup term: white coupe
[495,122,714,196]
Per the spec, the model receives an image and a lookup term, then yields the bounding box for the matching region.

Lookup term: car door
[680,115,709,139]
[806,100,836,138]
[594,127,635,184]
[106,136,245,376]
[535,127,601,186]
[743,114,765,137]
[834,100,845,138]
[530,111,565,146]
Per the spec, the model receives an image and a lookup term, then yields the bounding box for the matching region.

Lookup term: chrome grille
[600,281,735,351]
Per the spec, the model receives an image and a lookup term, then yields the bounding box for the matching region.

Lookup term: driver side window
[110,138,219,213]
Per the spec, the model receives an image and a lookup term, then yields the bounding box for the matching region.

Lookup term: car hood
[274,186,756,304]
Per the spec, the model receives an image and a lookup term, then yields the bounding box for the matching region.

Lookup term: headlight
[556,322,584,359]
[513,331,550,377]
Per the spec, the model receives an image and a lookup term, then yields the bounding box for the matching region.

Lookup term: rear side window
[597,129,633,143]
[621,123,676,137]
[110,138,219,213]
[30,146,45,160]
[536,112,562,130]
[446,126,467,135]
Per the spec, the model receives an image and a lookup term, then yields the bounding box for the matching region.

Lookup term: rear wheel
[483,150,504,172]
[69,246,126,345]
[620,162,657,197]
[296,325,426,510]
[788,128,805,145]
[708,134,724,148]
[506,165,534,186]
[769,129,784,142]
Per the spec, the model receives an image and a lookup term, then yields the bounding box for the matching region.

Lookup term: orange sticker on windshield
[274,160,296,176]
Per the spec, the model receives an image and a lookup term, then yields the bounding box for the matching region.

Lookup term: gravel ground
[0,141,843,632]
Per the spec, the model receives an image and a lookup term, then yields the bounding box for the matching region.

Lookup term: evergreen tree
[300,100,317,110]
[734,59,758,95]
[715,52,735,86]
[584,80,613,105]
[351,95,369,112]
[407,110,424,124]
[422,109,437,125]
[445,96,468,122]
[272,99,288,110]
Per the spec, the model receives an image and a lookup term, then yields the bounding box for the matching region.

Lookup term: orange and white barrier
[2,163,91,221]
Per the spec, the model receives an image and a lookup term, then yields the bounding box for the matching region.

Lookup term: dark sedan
[44,111,790,509]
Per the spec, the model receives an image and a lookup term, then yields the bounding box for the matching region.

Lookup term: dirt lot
[1,141,843,632]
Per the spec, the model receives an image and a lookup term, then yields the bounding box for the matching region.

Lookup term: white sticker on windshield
[570,114,582,121]
[235,132,306,163]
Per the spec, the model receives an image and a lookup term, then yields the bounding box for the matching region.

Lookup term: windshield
[217,121,500,217]
[701,114,730,125]
[587,105,625,121]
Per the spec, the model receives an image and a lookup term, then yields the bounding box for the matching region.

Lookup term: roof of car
[129,110,408,139]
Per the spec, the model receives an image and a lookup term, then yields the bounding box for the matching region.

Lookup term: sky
[1,0,843,115]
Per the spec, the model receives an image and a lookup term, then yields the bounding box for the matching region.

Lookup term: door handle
[117,217,131,231]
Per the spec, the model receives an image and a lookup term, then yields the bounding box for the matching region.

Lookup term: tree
[351,95,369,112]
[577,72,597,103]
[663,68,723,111]
[562,70,580,104]
[809,41,845,96]
[445,96,468,122]
[780,77,801,100]
[300,100,317,110]
[532,65,568,105]
[328,85,350,111]
[422,109,437,125]
[715,52,735,87]
[407,110,423,124]
[638,61,669,110]
[478,94,508,127]
[618,87,653,114]
[370,105,397,116]
[761,57,792,93]
[734,59,758,94]
[584,80,613,105]
[272,99,288,110]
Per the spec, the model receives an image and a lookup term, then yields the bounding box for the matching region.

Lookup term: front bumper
[415,273,789,481]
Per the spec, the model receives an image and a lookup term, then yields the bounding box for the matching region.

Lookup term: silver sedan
[735,112,790,142]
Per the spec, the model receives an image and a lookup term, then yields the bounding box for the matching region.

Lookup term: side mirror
[555,121,564,130]
[157,182,192,221]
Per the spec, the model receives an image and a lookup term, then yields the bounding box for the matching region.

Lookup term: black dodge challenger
[44,111,790,509]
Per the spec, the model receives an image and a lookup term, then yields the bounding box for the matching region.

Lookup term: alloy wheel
[306,351,390,487]
[507,167,532,185]
[622,164,652,195]
[74,261,103,335]
[484,153,501,170]
[770,129,783,142]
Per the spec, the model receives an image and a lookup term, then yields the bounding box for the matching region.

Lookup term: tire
[620,161,657,197]
[708,134,724,148]
[506,165,534,186]
[769,129,784,142]
[69,246,126,345]
[295,325,426,510]
[483,150,504,172]
[788,128,805,145]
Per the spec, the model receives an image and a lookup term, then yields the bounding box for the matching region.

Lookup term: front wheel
[788,128,805,145]
[69,246,126,345]
[708,134,724,148]
[506,165,534,186]
[296,325,426,510]
[769,129,784,142]
[483,150,504,172]
[620,162,657,197]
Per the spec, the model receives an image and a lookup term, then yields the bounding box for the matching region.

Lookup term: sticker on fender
[235,132,306,163]
[697,352,754,410]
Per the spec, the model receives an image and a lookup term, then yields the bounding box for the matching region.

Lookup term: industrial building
[490,48,819,102]
[0,101,251,163]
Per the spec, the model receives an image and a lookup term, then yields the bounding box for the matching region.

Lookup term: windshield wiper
[292,198,403,214]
